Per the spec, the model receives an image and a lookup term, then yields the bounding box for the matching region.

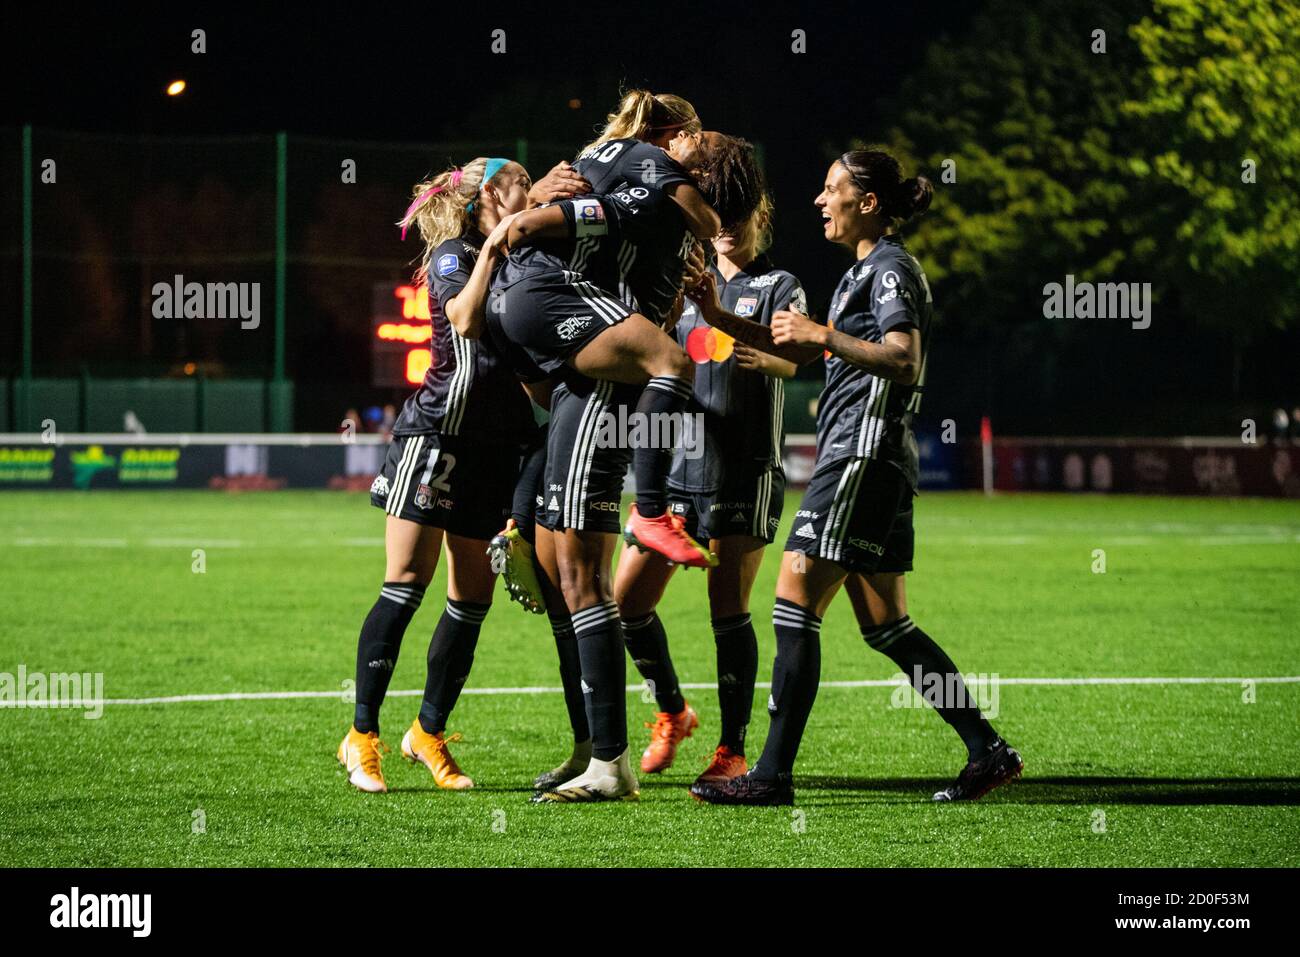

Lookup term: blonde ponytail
[582,89,701,152]
[398,157,490,284]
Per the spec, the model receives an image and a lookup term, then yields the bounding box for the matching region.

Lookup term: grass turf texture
[1,490,1297,867]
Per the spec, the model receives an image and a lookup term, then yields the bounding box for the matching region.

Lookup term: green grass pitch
[1,490,1297,867]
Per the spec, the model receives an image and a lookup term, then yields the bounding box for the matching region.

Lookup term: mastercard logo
[685,327,735,364]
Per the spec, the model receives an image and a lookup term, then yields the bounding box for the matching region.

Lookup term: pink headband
[400,169,464,240]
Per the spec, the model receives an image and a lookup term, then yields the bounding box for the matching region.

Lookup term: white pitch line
[47,674,1299,707]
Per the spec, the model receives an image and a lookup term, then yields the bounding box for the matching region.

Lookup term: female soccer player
[335,155,587,794]
[488,122,765,802]
[687,149,1023,806]
[611,193,807,785]
[491,90,710,794]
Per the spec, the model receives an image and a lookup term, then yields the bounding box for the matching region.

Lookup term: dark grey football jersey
[816,235,933,488]
[571,138,696,326]
[670,257,806,492]
[391,230,536,443]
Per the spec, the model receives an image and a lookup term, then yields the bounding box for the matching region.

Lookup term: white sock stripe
[573,611,621,634]
[622,613,656,630]
[445,603,489,624]
[571,601,619,626]
[380,588,423,608]
[646,376,692,399]
[712,615,753,634]
[772,609,821,631]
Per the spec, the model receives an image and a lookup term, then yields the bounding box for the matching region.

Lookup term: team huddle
[337,90,1024,806]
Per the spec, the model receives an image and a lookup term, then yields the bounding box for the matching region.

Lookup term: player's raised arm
[687,271,820,364]
[443,212,518,339]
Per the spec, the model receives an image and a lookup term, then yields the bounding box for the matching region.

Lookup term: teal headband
[467,157,511,212]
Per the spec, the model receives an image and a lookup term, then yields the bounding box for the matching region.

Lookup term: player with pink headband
[335,155,587,795]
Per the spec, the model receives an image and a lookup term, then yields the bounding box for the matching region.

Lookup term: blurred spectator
[1272,407,1290,442]
[1292,407,1300,440]
[381,403,397,436]
[340,407,361,435]
[363,405,384,433]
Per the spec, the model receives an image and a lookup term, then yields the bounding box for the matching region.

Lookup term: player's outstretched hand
[733,343,763,369]
[685,270,722,323]
[771,309,826,347]
[528,161,591,206]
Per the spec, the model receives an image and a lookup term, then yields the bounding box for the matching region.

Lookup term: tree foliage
[874,0,1300,339]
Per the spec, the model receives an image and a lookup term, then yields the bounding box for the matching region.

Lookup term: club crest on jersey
[414,484,434,509]
[572,199,607,237]
[735,297,758,317]
[437,254,459,277]
[556,314,592,341]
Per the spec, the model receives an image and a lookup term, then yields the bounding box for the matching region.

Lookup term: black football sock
[353,581,426,734]
[751,599,822,781]
[712,612,758,755]
[511,431,548,545]
[863,616,998,760]
[417,598,490,735]
[550,612,590,744]
[631,376,692,518]
[622,611,685,714]
[572,601,628,761]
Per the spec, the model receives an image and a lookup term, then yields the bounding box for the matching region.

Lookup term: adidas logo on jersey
[369,475,389,497]
[548,495,560,511]
[795,522,817,539]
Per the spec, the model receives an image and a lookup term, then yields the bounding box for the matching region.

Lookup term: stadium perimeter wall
[0,434,1295,498]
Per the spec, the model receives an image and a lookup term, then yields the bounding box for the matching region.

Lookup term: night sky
[5,1,978,302]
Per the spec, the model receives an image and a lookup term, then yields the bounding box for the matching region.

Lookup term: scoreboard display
[371,282,434,388]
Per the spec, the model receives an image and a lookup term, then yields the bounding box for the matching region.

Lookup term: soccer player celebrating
[688,149,1023,806]
[487,113,764,802]
[335,156,586,794]
[612,193,806,784]
[491,90,710,794]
